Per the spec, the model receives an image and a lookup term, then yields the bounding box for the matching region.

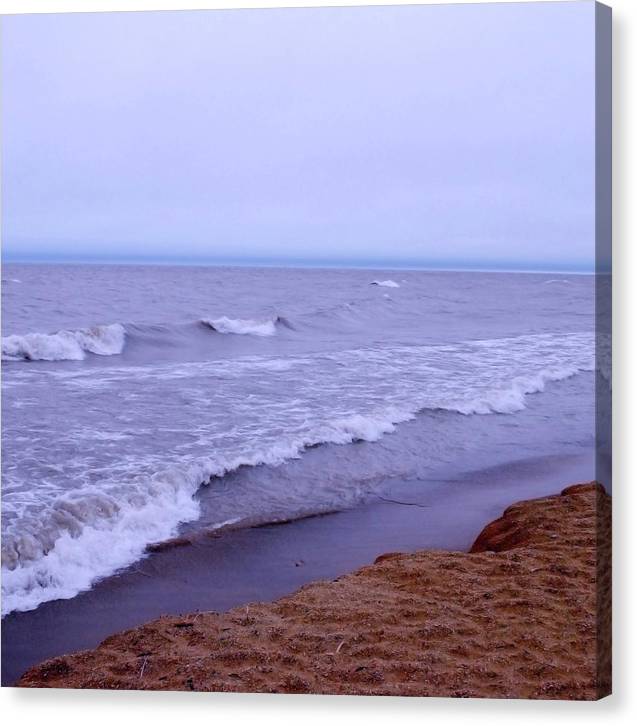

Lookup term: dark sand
[2,452,596,687]
[16,481,611,699]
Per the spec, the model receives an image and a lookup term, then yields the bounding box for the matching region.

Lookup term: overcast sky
[1,2,596,270]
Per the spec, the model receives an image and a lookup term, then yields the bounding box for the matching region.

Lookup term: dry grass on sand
[18,482,611,699]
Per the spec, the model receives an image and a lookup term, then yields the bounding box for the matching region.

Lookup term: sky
[1,2,597,271]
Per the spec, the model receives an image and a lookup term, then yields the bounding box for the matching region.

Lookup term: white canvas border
[0,0,634,723]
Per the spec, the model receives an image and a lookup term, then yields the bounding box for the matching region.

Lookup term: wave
[0,406,412,616]
[200,315,291,337]
[0,350,592,616]
[370,279,400,288]
[3,314,296,363]
[445,365,583,415]
[1,324,126,362]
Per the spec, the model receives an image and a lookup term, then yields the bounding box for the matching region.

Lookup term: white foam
[328,410,413,443]
[1,331,595,616]
[1,323,126,362]
[203,316,277,337]
[447,365,585,415]
[0,404,416,615]
[1,464,202,615]
[371,279,400,288]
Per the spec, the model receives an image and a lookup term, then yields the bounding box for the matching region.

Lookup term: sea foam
[2,323,126,361]
[1,327,596,616]
[371,279,400,288]
[201,316,278,336]
[0,406,413,615]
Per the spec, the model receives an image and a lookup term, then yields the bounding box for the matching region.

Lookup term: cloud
[1,3,595,270]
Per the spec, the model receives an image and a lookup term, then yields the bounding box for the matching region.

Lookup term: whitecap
[201,316,277,337]
[2,323,126,362]
[370,279,400,288]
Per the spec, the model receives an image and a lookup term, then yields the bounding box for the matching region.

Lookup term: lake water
[1,264,606,615]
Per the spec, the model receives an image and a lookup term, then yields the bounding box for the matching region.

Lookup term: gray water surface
[1,264,601,615]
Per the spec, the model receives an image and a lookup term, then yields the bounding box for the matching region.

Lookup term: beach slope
[17,482,611,699]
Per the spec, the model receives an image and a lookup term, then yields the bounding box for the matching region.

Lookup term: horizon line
[1,256,599,275]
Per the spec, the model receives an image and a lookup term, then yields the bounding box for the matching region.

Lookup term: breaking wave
[370,279,400,288]
[1,406,413,615]
[1,324,126,362]
[200,316,290,337]
[2,314,297,363]
[446,365,583,415]
[1,346,592,616]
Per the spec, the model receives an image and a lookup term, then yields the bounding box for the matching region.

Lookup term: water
[1,264,601,616]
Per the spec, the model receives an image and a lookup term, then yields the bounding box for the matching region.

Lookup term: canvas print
[0,1,611,699]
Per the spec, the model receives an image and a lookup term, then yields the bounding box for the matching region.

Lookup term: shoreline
[15,481,611,698]
[2,451,600,688]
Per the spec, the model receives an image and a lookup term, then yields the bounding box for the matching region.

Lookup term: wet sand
[16,481,611,698]
[2,452,600,688]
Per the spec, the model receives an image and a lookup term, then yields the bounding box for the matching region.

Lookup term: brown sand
[17,482,611,699]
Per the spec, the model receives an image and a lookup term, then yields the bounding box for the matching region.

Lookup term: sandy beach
[16,481,611,699]
[1,452,595,686]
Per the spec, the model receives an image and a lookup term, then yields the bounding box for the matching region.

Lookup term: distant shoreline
[16,482,611,699]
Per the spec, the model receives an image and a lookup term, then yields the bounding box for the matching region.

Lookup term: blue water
[1,264,604,615]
